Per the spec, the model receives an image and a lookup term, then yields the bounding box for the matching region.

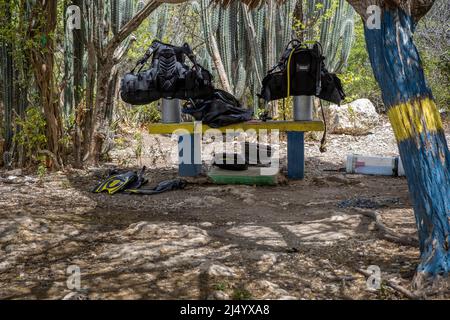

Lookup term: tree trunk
[81,41,97,161]
[30,0,63,168]
[88,60,115,164]
[72,0,85,168]
[364,7,450,278]
[105,68,119,122]
[209,34,232,92]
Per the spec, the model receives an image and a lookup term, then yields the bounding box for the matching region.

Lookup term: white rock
[203,196,225,207]
[278,296,298,300]
[200,222,213,228]
[200,262,237,278]
[62,291,89,300]
[208,290,230,300]
[7,169,23,176]
[184,196,203,207]
[326,99,381,135]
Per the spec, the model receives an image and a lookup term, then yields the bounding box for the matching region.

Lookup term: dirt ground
[0,116,449,300]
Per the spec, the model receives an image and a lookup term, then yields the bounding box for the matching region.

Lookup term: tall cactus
[107,0,136,122]
[64,1,75,117]
[199,0,296,110]
[0,4,14,163]
[302,0,355,73]
[73,0,85,114]
[148,4,169,41]
[111,0,121,36]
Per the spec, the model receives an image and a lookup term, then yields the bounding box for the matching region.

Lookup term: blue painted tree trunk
[364,8,450,277]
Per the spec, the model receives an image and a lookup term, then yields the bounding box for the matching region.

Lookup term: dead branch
[353,208,419,247]
[357,268,421,299]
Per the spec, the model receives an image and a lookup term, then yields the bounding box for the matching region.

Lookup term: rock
[184,196,203,207]
[256,280,289,297]
[200,262,237,278]
[62,291,89,300]
[184,196,225,208]
[7,169,23,176]
[203,196,226,207]
[200,222,213,228]
[208,290,230,300]
[325,99,381,135]
[243,198,255,205]
[278,295,298,300]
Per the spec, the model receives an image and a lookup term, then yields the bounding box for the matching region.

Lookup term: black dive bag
[182,89,253,128]
[120,40,214,105]
[260,40,345,105]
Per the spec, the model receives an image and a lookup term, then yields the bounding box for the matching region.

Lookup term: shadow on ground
[0,156,424,300]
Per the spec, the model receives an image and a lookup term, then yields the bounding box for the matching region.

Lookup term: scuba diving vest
[260,40,345,105]
[182,89,253,128]
[120,40,214,105]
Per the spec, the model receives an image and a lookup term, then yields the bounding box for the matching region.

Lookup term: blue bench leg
[178,134,202,177]
[287,131,305,180]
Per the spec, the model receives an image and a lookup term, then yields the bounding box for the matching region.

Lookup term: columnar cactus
[199,0,296,110]
[305,0,356,73]
[0,42,14,154]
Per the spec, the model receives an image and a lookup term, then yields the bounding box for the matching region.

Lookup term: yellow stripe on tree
[387,98,443,142]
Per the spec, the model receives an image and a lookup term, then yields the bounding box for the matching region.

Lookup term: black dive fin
[123,166,149,191]
[92,171,138,195]
[124,179,187,195]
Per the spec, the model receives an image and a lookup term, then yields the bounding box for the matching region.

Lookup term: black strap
[319,99,327,153]
[131,40,203,75]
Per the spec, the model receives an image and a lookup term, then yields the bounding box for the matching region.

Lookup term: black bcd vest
[260,40,346,105]
[120,40,214,105]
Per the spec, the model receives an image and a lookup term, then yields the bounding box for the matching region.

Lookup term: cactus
[121,0,135,28]
[63,1,75,117]
[199,0,297,110]
[73,0,85,114]
[1,9,14,156]
[305,0,355,73]
[64,0,85,117]
[148,4,169,41]
[111,0,121,35]
[156,4,169,41]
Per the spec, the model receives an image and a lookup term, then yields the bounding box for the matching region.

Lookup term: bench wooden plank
[147,120,324,134]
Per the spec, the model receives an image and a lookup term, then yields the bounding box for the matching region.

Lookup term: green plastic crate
[208,167,278,186]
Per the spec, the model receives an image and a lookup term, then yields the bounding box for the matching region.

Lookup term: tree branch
[357,268,421,299]
[353,208,419,247]
[113,36,137,64]
[105,0,161,58]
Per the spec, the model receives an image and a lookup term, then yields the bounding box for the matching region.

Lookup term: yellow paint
[147,121,325,135]
[387,98,443,142]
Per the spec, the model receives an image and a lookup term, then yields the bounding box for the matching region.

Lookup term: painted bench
[148,120,324,180]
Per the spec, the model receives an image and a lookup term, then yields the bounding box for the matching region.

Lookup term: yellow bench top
[147,120,324,134]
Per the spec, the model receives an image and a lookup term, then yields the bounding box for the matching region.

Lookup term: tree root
[353,208,419,247]
[412,272,450,297]
[357,269,421,300]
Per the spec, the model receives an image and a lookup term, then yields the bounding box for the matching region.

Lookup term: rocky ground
[0,115,449,300]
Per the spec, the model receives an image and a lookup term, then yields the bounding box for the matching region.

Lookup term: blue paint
[364,7,450,276]
[178,134,202,177]
[399,131,450,275]
[364,8,432,108]
[287,131,305,180]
